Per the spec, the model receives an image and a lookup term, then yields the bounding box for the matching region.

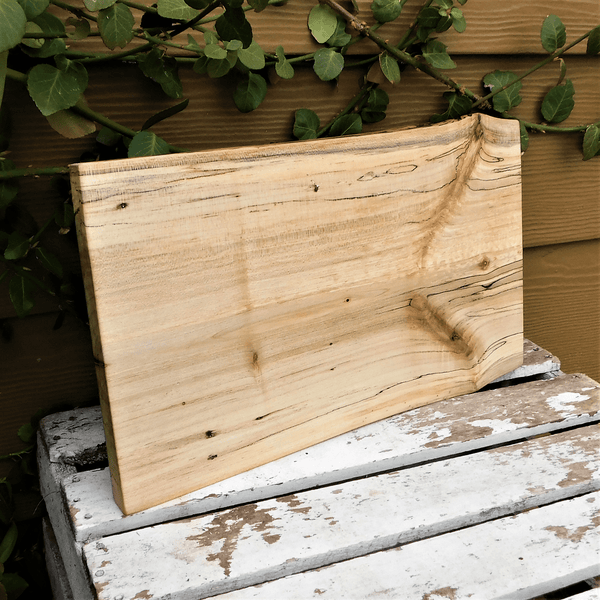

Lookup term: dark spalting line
[227,333,521,455]
[418,123,486,268]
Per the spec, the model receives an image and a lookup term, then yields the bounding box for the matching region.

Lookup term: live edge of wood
[70,114,523,514]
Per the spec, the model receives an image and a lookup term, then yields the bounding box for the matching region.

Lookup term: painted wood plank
[491,338,560,383]
[72,114,523,514]
[83,425,600,600]
[36,435,96,600]
[42,519,76,600]
[56,372,600,543]
[563,590,600,600]
[211,491,600,600]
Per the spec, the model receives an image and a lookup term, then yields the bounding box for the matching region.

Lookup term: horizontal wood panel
[522,135,600,248]
[50,0,600,56]
[0,312,98,465]
[524,239,600,382]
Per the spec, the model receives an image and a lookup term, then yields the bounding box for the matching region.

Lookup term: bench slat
[83,425,600,600]
[60,372,599,543]
[214,491,600,600]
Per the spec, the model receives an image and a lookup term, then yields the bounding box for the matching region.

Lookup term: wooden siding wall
[1,0,599,464]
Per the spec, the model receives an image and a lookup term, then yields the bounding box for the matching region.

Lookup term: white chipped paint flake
[422,426,452,444]
[432,412,446,420]
[581,387,597,392]
[546,392,592,417]
[470,419,528,434]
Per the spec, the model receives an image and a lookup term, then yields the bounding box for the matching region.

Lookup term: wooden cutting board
[71,114,523,515]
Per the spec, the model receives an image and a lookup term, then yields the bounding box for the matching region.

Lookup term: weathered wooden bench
[38,339,600,599]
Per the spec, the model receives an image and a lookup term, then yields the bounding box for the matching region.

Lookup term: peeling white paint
[470,419,528,434]
[546,392,591,417]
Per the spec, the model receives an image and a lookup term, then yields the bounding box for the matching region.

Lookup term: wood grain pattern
[71,114,522,513]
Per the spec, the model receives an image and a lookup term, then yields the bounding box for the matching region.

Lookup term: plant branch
[68,42,154,63]
[168,0,221,37]
[320,0,481,102]
[51,0,98,22]
[517,119,597,134]
[0,167,69,180]
[472,27,598,109]
[317,82,374,136]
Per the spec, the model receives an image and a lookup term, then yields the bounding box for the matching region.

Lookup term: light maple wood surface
[71,114,523,513]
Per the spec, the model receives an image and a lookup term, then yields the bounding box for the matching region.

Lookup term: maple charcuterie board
[71,114,523,514]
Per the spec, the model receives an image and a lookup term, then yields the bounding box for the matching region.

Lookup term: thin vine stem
[51,0,98,22]
[472,27,597,109]
[317,82,375,137]
[321,0,481,103]
[0,167,70,180]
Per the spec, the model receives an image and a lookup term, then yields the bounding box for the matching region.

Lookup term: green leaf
[0,572,28,598]
[329,114,362,137]
[0,159,18,209]
[450,7,466,33]
[138,49,183,98]
[21,13,66,57]
[482,70,522,113]
[370,0,401,24]
[9,275,36,317]
[360,107,386,123]
[4,231,30,260]
[379,52,400,83]
[142,98,189,130]
[275,46,294,79]
[326,16,352,47]
[206,57,232,78]
[308,4,338,43]
[36,246,63,277]
[233,72,267,113]
[27,64,82,116]
[541,79,575,123]
[416,6,440,28]
[313,47,344,81]
[435,14,452,33]
[519,121,529,152]
[0,0,27,53]
[237,39,265,70]
[184,0,211,8]
[17,422,35,444]
[157,0,198,20]
[587,25,600,55]
[367,88,389,110]
[0,52,6,110]
[46,107,96,138]
[436,0,452,9]
[422,39,456,69]
[293,108,320,140]
[97,3,135,50]
[582,124,600,160]
[0,522,17,564]
[204,43,227,59]
[226,39,243,52]
[430,90,472,123]
[215,6,252,48]
[541,14,566,53]
[21,22,44,49]
[192,55,209,74]
[361,88,389,123]
[84,0,116,10]
[55,55,89,91]
[128,131,170,157]
[66,17,91,40]
[16,0,48,20]
[247,0,268,12]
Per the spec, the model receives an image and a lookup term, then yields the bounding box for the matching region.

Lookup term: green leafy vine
[0,0,599,320]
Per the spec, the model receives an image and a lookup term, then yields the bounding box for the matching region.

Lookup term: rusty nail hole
[118,202,128,209]
[205,430,216,438]
[345,298,350,303]
[208,454,217,460]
